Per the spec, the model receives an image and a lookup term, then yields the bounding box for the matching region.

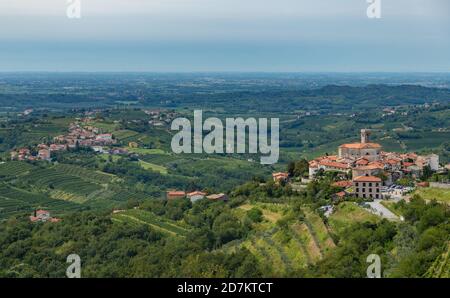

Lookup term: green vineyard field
[112,209,189,236]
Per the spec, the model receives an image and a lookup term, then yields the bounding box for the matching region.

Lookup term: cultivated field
[112,209,189,236]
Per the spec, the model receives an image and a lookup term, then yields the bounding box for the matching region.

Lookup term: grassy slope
[328,202,379,235]
[138,160,168,175]
[414,187,450,204]
[112,209,189,236]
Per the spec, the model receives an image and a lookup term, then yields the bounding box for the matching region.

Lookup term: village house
[333,191,347,201]
[29,210,61,223]
[95,133,115,145]
[38,149,51,161]
[353,175,382,199]
[272,172,289,183]
[166,191,186,200]
[187,191,207,203]
[50,144,67,152]
[206,193,228,202]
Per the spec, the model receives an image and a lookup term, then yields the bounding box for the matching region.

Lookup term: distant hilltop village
[309,129,439,199]
[10,118,116,161]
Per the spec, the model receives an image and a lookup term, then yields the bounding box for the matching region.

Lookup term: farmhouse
[206,193,228,202]
[167,191,186,200]
[272,172,289,183]
[187,191,207,203]
[29,210,61,223]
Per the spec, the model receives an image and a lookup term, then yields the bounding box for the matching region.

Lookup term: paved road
[367,200,400,221]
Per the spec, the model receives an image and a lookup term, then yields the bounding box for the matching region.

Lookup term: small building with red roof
[272,172,289,183]
[332,180,353,188]
[29,210,61,223]
[166,191,186,200]
[187,191,207,203]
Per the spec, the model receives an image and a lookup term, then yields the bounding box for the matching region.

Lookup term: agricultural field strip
[290,223,322,262]
[0,185,81,215]
[53,164,115,184]
[0,162,35,177]
[23,168,103,197]
[113,210,188,236]
[304,211,335,251]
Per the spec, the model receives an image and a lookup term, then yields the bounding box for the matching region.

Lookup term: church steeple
[361,129,371,144]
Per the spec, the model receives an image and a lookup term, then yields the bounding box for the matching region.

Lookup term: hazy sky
[0,0,449,72]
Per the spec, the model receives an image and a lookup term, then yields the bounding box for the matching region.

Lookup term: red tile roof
[335,191,346,197]
[355,159,369,165]
[319,161,350,169]
[187,191,207,197]
[206,193,228,201]
[353,175,382,182]
[167,191,186,196]
[339,143,382,149]
[272,172,289,179]
[332,180,352,188]
[354,164,384,170]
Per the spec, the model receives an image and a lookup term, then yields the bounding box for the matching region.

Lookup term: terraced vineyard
[425,242,450,278]
[0,160,157,213]
[112,209,189,236]
[0,184,81,219]
[110,190,154,202]
[53,164,116,184]
[24,168,101,198]
[304,210,336,256]
[113,130,140,141]
[226,223,327,276]
[224,203,336,276]
[0,161,35,177]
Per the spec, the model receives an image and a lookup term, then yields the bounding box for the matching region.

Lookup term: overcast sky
[0,0,449,72]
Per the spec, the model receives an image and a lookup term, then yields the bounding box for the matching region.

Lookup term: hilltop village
[10,118,117,161]
[307,129,440,200]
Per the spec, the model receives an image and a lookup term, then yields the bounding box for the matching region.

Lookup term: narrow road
[367,200,400,221]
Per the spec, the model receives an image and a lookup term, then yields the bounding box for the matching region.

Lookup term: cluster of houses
[29,209,61,223]
[308,129,440,200]
[145,109,179,127]
[166,190,229,203]
[53,122,116,148]
[10,144,65,161]
[10,120,116,161]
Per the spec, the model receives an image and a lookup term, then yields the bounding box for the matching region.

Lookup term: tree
[287,159,309,177]
[247,208,263,223]
[421,165,433,181]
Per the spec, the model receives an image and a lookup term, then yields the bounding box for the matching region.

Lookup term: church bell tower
[361,129,370,144]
